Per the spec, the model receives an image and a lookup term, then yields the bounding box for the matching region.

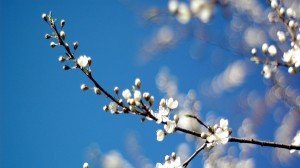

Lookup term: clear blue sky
[1,0,300,168]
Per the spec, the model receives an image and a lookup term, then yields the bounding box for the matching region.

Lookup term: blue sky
[1,0,300,168]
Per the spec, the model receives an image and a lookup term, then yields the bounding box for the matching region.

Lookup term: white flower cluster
[290,131,300,154]
[282,46,300,74]
[201,118,231,148]
[168,0,214,24]
[251,1,300,78]
[156,152,182,168]
[155,98,179,141]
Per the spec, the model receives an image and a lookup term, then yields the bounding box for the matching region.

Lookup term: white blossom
[206,118,230,147]
[83,162,89,168]
[168,0,179,14]
[164,120,177,133]
[155,153,182,168]
[77,55,91,68]
[290,131,300,154]
[176,3,191,24]
[268,45,277,56]
[122,89,132,100]
[262,43,268,53]
[157,129,165,141]
[135,78,141,88]
[270,0,278,9]
[93,87,101,95]
[262,64,272,79]
[80,84,89,91]
[166,98,178,109]
[108,102,118,113]
[133,90,141,104]
[286,8,296,18]
[283,47,300,68]
[277,31,286,42]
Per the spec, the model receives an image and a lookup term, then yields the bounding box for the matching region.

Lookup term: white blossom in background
[156,152,182,168]
[268,45,277,56]
[262,64,272,79]
[277,31,286,42]
[176,3,191,24]
[190,0,213,23]
[282,46,300,68]
[77,55,91,68]
[290,131,300,154]
[168,0,179,14]
[102,150,134,168]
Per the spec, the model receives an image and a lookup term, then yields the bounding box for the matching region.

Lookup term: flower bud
[135,78,141,89]
[262,43,268,54]
[289,20,296,29]
[277,31,286,42]
[58,56,65,62]
[149,96,154,105]
[173,114,179,123]
[73,41,79,50]
[143,92,150,100]
[286,8,296,18]
[42,13,47,22]
[114,87,119,94]
[63,65,71,70]
[50,41,57,48]
[171,152,176,159]
[45,34,51,39]
[270,0,278,9]
[60,31,66,40]
[80,84,89,91]
[83,162,89,168]
[60,19,65,28]
[103,105,109,111]
[268,45,277,56]
[93,87,101,95]
[279,8,285,17]
[288,67,297,74]
[251,48,257,55]
[200,132,208,139]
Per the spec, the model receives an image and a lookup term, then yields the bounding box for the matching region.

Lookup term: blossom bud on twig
[93,87,101,95]
[60,19,65,28]
[114,87,119,94]
[73,41,79,50]
[60,31,66,40]
[58,56,65,62]
[50,41,57,48]
[135,78,141,89]
[45,34,51,39]
[262,43,268,54]
[63,65,71,70]
[80,84,89,91]
[143,92,150,101]
[251,48,257,55]
[42,13,47,22]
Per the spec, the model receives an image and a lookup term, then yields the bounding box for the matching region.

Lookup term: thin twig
[229,137,300,150]
[182,143,207,168]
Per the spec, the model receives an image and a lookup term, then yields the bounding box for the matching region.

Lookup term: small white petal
[156,129,165,141]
